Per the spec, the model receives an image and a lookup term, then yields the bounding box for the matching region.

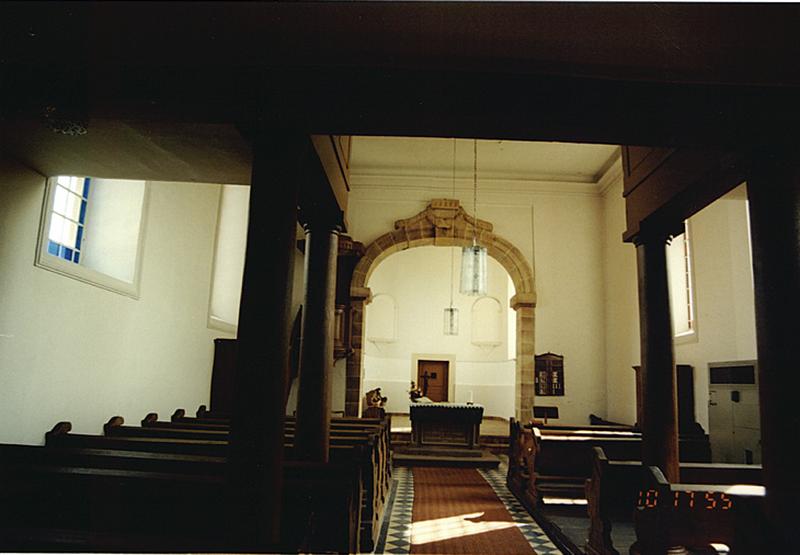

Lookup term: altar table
[409,402,484,449]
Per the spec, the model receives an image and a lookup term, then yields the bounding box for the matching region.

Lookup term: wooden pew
[143,413,391,510]
[532,421,638,434]
[507,419,638,498]
[586,447,763,555]
[95,414,389,553]
[168,410,393,522]
[519,426,711,509]
[195,404,228,420]
[0,442,363,553]
[507,418,533,494]
[630,465,767,554]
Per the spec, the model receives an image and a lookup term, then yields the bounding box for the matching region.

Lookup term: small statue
[409,381,423,402]
[364,387,387,408]
[362,388,387,418]
[409,381,432,403]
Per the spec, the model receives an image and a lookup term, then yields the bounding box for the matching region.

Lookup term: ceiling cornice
[597,152,624,197]
[349,173,602,200]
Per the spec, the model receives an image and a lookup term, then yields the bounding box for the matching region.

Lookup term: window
[666,220,697,340]
[36,175,148,298]
[46,175,89,263]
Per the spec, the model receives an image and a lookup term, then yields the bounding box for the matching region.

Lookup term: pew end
[103,416,125,435]
[632,465,768,554]
[45,421,72,442]
[141,413,158,426]
[171,408,186,421]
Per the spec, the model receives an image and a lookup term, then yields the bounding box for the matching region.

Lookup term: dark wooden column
[746,150,800,550]
[294,221,339,463]
[227,130,303,549]
[635,235,680,482]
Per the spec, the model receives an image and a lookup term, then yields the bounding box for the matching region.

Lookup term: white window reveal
[666,220,697,340]
[208,185,250,332]
[36,176,148,298]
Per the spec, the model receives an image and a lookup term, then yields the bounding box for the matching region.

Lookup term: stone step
[392,448,501,468]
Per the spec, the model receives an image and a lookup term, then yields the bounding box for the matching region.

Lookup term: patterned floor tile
[374,467,414,554]
[479,467,563,554]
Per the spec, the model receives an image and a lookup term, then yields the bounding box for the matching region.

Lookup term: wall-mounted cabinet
[535,352,564,396]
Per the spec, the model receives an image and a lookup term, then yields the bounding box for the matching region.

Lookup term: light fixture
[444,138,459,335]
[460,139,488,296]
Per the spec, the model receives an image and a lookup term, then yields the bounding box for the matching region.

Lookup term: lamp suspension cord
[473,138,478,246]
[450,138,456,307]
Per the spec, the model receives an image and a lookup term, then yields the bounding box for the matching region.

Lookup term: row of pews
[508,418,767,554]
[0,405,391,553]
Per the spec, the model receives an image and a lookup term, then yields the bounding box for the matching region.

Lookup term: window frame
[35,175,149,299]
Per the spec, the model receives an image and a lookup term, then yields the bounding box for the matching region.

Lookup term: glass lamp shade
[443,307,459,335]
[460,244,488,296]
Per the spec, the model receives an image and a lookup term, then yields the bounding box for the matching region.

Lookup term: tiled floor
[374,464,562,554]
[480,467,563,554]
[375,467,414,554]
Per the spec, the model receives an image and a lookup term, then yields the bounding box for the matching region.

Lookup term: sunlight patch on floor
[410,511,516,545]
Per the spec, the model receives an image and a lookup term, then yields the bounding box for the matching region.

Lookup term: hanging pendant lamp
[444,139,460,335]
[460,139,488,296]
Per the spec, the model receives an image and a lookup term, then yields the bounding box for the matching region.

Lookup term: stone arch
[344,199,537,420]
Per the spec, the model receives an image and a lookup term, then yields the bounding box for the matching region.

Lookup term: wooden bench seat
[507,421,712,510]
[135,413,390,538]
[49,417,389,553]
[0,443,364,553]
[155,411,393,520]
[586,446,763,555]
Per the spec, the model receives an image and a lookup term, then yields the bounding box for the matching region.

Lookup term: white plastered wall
[674,190,757,431]
[0,155,235,444]
[347,179,608,424]
[600,180,758,432]
[362,246,514,417]
[601,173,641,425]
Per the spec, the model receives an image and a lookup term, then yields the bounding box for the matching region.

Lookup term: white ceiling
[349,136,620,185]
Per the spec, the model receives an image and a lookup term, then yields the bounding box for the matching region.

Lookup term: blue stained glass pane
[47,240,59,256]
[79,200,87,224]
[82,178,91,198]
[62,247,73,262]
[73,251,80,263]
[75,225,83,249]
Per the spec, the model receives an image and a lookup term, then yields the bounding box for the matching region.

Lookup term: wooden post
[746,150,800,551]
[295,223,339,463]
[635,237,680,482]
[227,130,303,549]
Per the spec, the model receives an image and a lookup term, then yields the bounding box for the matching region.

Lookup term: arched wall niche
[345,198,537,420]
[471,296,503,346]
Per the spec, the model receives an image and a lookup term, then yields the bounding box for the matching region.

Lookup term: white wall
[675,191,757,431]
[362,246,514,417]
[208,185,250,329]
[347,181,608,424]
[600,179,758,432]
[601,174,640,425]
[0,155,234,445]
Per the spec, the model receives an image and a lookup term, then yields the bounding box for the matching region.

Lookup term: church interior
[1,3,798,554]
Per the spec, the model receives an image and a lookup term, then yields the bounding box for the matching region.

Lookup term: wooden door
[417,360,449,402]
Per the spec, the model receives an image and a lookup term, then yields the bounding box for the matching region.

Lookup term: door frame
[411,353,456,403]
